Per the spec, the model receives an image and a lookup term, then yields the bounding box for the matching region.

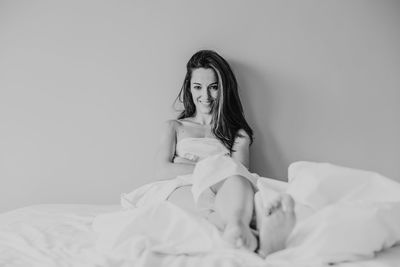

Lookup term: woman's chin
[197,107,212,115]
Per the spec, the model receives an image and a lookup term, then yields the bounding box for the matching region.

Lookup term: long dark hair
[175,50,253,152]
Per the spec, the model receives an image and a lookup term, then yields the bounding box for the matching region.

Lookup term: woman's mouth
[199,100,212,105]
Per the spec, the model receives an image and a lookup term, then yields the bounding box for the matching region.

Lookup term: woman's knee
[213,175,253,193]
[227,175,253,188]
[211,180,224,193]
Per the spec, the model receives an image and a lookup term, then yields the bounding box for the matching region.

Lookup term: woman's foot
[222,220,258,251]
[256,193,296,258]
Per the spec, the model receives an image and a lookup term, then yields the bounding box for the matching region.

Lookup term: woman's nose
[202,88,210,98]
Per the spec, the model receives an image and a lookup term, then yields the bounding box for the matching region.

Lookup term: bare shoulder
[157,120,180,145]
[236,129,250,138]
[176,117,195,126]
[163,119,182,132]
[232,129,251,168]
[235,129,251,145]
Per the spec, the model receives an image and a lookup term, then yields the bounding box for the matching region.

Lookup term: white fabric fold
[120,174,193,209]
[191,154,259,203]
[287,161,400,211]
[93,201,227,257]
[94,159,400,266]
[265,161,400,265]
[121,155,258,210]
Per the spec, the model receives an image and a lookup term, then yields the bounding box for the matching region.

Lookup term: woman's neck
[192,113,213,126]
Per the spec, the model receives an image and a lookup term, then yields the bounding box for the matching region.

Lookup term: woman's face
[190,68,219,115]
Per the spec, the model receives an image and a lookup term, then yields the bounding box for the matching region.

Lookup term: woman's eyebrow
[192,82,218,85]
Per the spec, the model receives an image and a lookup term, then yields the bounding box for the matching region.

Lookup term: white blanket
[93,160,400,266]
[120,154,259,210]
[268,161,400,265]
[2,204,400,267]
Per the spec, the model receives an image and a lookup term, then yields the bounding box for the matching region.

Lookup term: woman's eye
[193,86,201,90]
[210,85,218,91]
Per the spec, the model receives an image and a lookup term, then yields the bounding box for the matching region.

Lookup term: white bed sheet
[1,204,399,267]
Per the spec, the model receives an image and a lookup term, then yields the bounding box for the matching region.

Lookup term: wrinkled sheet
[274,161,400,265]
[1,204,400,267]
[95,160,400,266]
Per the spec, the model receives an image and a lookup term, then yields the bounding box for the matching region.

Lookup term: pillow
[286,161,400,211]
[268,161,400,265]
[266,201,400,265]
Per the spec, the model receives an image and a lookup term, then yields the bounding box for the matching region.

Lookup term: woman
[154,50,295,256]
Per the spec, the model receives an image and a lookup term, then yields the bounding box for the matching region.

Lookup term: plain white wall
[1,0,399,212]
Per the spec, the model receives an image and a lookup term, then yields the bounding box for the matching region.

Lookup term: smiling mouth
[199,100,212,105]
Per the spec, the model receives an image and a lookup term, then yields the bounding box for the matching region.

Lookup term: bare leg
[167,185,200,215]
[213,175,257,251]
[255,193,296,258]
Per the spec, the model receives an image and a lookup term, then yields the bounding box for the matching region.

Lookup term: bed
[1,205,399,267]
[1,161,400,267]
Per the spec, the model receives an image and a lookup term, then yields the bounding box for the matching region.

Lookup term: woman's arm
[231,129,251,169]
[173,156,197,164]
[154,120,196,180]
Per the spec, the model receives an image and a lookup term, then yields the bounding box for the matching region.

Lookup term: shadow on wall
[231,60,307,181]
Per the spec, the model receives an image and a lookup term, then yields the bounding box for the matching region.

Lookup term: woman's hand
[173,156,197,165]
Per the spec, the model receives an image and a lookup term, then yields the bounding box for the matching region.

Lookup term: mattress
[1,204,399,267]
